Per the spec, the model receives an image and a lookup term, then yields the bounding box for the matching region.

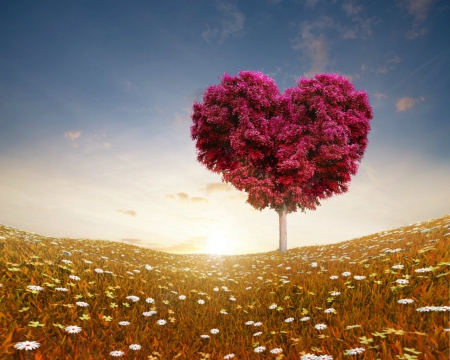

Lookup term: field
[0,215,449,359]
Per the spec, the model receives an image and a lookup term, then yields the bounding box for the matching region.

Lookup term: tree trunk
[277,203,287,253]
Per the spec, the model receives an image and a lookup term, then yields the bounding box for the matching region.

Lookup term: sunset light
[0,0,448,256]
[206,231,228,255]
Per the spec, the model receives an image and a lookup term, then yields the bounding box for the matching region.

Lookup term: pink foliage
[190,71,373,214]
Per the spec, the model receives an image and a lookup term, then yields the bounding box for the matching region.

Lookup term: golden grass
[0,215,449,360]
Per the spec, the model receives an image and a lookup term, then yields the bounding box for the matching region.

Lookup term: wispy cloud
[291,17,334,77]
[397,0,435,22]
[397,0,436,39]
[63,131,110,150]
[202,1,245,44]
[166,192,209,204]
[340,73,356,81]
[406,27,429,39]
[177,192,189,202]
[342,0,362,16]
[64,130,81,148]
[375,55,402,74]
[202,182,234,195]
[396,96,425,112]
[290,9,377,77]
[374,93,388,99]
[64,131,81,141]
[341,0,378,38]
[117,209,137,217]
[266,66,300,90]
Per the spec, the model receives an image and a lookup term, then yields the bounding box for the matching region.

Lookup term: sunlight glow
[206,232,228,255]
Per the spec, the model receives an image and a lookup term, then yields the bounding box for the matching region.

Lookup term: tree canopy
[190,71,373,215]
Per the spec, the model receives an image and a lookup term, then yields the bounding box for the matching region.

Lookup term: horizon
[2,213,448,258]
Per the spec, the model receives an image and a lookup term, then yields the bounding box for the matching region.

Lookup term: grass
[0,215,449,360]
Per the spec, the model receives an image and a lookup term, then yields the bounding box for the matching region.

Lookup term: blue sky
[0,0,449,255]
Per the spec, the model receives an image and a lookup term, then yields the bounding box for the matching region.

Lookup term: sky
[0,0,449,256]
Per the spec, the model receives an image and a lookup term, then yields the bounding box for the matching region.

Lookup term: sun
[207,232,228,255]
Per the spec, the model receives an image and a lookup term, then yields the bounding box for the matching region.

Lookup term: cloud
[167,192,210,204]
[267,66,282,78]
[117,210,137,217]
[266,67,301,90]
[375,55,402,74]
[341,29,357,39]
[177,192,189,201]
[63,131,110,150]
[339,73,354,81]
[397,0,435,39]
[341,0,378,38]
[64,131,81,141]
[374,93,387,99]
[342,0,362,16]
[202,1,245,44]
[290,13,375,77]
[291,7,377,77]
[397,0,435,22]
[191,197,209,204]
[202,182,234,195]
[395,96,424,112]
[291,18,334,77]
[184,182,254,206]
[406,27,429,39]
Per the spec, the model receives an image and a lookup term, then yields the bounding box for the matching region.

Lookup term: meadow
[0,215,448,360]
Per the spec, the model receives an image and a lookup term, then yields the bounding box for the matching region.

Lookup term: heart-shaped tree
[191,71,373,253]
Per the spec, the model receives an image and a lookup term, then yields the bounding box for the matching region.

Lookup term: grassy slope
[0,214,449,359]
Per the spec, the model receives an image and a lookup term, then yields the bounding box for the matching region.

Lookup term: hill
[0,215,449,359]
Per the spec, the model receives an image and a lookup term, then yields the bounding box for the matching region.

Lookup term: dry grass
[0,215,449,360]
